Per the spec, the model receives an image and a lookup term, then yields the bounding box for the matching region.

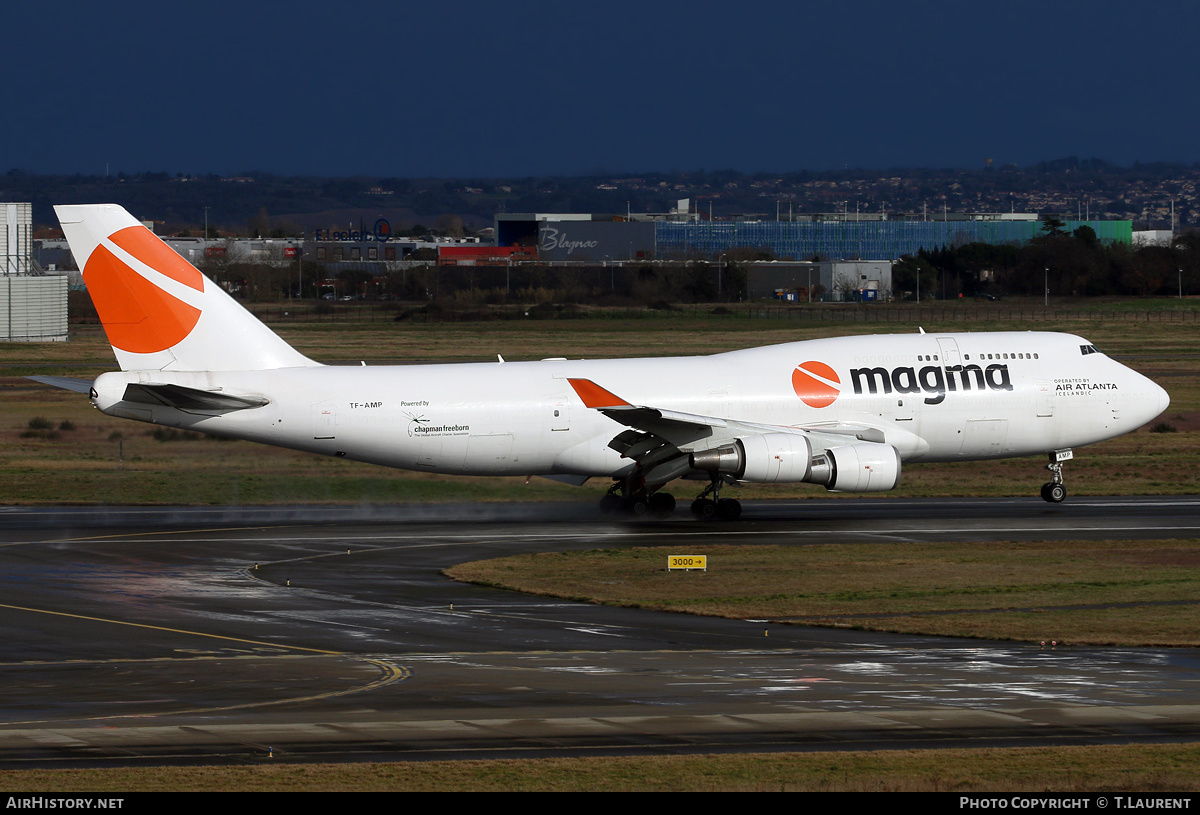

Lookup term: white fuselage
[89,331,1169,482]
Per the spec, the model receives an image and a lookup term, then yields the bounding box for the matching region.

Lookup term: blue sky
[6,0,1198,177]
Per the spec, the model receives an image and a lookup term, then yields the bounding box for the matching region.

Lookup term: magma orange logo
[792,361,840,408]
[83,226,204,354]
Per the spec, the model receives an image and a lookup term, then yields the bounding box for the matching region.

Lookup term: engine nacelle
[808,442,902,492]
[689,436,900,492]
[690,433,813,484]
[737,433,814,483]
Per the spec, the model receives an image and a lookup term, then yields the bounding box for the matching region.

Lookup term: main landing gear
[689,477,741,520]
[1040,449,1072,503]
[598,481,676,518]
[598,475,741,520]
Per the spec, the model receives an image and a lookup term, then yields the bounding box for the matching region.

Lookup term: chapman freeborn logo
[404,412,430,436]
[404,411,469,437]
[792,361,841,408]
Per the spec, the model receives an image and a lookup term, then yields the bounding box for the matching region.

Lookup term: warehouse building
[1,203,68,342]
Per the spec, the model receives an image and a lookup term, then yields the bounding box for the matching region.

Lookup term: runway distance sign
[668,555,707,572]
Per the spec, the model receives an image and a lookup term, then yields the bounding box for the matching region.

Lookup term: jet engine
[808,441,902,492]
[690,433,811,483]
[689,435,901,492]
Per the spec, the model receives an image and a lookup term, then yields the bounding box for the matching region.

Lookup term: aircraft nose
[1134,374,1170,427]
[1152,379,1170,417]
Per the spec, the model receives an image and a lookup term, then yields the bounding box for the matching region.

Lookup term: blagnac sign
[539,226,599,255]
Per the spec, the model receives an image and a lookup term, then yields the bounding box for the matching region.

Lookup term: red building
[437,245,537,266]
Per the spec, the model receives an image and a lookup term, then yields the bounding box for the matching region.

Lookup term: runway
[0,496,1198,766]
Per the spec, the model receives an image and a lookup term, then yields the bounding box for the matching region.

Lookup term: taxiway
[0,496,1197,766]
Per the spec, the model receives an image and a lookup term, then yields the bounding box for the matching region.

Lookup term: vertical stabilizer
[56,204,318,372]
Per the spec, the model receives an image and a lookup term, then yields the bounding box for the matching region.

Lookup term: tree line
[891,224,1199,299]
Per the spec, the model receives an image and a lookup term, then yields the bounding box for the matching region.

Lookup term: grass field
[1,743,1197,792]
[446,538,1200,645]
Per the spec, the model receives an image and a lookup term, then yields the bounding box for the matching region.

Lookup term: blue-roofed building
[656,216,1131,261]
[496,211,1132,263]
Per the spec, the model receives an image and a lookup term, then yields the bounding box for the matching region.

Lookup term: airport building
[1,203,68,342]
[37,204,1136,304]
[485,207,1138,301]
[741,260,893,302]
[496,208,1133,263]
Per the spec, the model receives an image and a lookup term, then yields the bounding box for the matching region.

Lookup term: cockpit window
[1080,344,1100,355]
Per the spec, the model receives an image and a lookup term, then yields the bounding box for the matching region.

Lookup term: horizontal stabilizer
[122,382,268,413]
[28,376,94,394]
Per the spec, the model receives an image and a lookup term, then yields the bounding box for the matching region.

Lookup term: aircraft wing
[566,378,726,447]
[797,422,886,446]
[567,377,886,464]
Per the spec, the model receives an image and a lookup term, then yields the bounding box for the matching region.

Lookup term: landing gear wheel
[649,492,676,517]
[623,496,650,517]
[691,498,716,519]
[715,498,742,520]
[598,493,622,514]
[1041,482,1066,503]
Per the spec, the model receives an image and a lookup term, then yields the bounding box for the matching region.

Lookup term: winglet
[567,378,631,409]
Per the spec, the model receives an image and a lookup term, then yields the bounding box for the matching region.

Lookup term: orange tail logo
[83,226,204,354]
[792,360,840,408]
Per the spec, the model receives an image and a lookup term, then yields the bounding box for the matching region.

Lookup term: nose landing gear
[1040,449,1072,503]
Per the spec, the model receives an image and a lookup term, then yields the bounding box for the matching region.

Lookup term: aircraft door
[893,396,915,423]
[550,399,570,431]
[1035,380,1055,418]
[960,418,1009,457]
[936,337,961,368]
[312,401,336,440]
[415,441,441,468]
[549,373,572,431]
[467,433,514,470]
